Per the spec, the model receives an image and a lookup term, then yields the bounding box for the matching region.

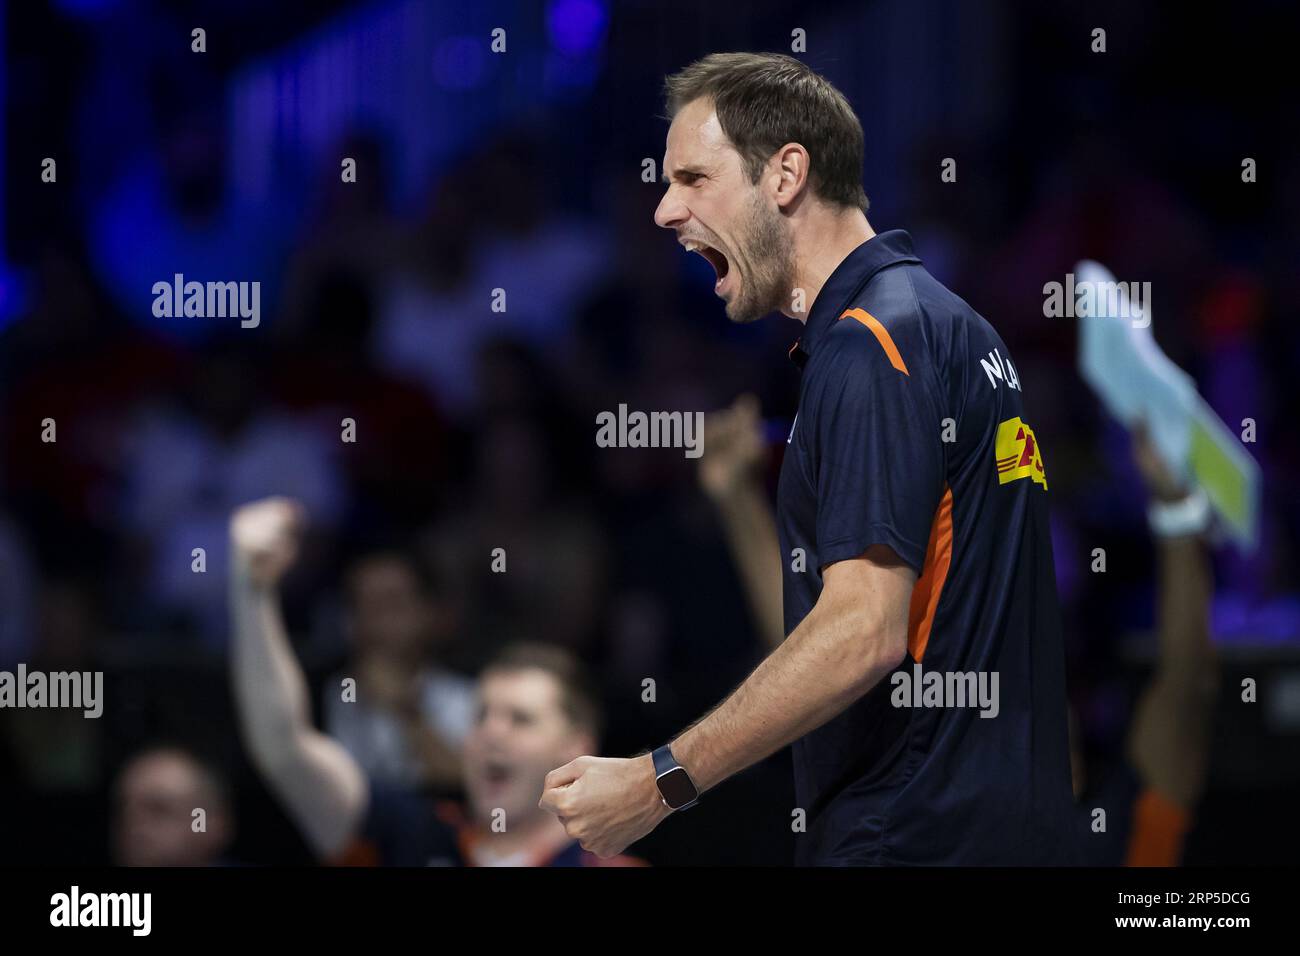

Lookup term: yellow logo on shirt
[995,417,1048,490]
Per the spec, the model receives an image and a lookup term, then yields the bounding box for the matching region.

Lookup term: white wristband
[1147,486,1211,538]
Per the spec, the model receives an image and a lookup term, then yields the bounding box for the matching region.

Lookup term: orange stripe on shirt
[907,485,953,662]
[840,308,910,375]
[1124,788,1192,867]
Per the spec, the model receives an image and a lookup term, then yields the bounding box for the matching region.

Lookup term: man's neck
[786,210,876,325]
[469,810,576,866]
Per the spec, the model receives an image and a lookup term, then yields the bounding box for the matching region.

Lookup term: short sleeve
[811,330,945,574]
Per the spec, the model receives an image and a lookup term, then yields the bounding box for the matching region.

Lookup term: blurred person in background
[324,548,474,790]
[0,238,183,598]
[89,103,291,341]
[1077,426,1218,866]
[373,133,609,420]
[422,412,606,671]
[229,497,642,867]
[370,161,498,420]
[279,131,405,344]
[270,268,448,528]
[2,579,104,792]
[471,134,609,359]
[112,745,235,867]
[116,342,348,646]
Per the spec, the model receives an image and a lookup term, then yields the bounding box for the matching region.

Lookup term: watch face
[657,766,697,809]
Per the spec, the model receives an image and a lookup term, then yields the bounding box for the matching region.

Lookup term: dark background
[1,0,1297,864]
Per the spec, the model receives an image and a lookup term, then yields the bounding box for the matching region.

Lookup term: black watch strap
[652,743,699,811]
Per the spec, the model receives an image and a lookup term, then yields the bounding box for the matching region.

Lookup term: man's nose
[654,188,687,230]
[481,711,513,739]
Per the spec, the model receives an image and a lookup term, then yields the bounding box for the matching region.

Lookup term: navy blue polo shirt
[776,230,1078,865]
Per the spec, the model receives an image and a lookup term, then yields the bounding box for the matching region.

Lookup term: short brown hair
[482,642,603,739]
[664,52,869,212]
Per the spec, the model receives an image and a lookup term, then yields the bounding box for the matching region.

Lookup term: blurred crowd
[1,0,1297,865]
[0,119,799,862]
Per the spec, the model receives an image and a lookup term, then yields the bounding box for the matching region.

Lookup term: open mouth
[482,759,514,787]
[683,240,731,291]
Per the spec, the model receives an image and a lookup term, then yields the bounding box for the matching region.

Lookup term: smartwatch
[652,744,699,811]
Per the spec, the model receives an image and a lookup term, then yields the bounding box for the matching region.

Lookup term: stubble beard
[725,192,796,325]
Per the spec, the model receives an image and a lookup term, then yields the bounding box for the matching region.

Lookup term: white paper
[1074,260,1259,548]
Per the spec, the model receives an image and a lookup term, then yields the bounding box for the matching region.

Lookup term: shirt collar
[789,229,921,368]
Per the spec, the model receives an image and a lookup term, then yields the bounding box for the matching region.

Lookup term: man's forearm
[230,564,315,765]
[226,499,369,858]
[1125,532,1217,810]
[714,481,786,652]
[1155,535,1214,675]
[671,591,905,793]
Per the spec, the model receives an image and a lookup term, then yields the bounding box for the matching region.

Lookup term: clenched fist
[698,393,766,502]
[230,496,305,588]
[538,754,669,858]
